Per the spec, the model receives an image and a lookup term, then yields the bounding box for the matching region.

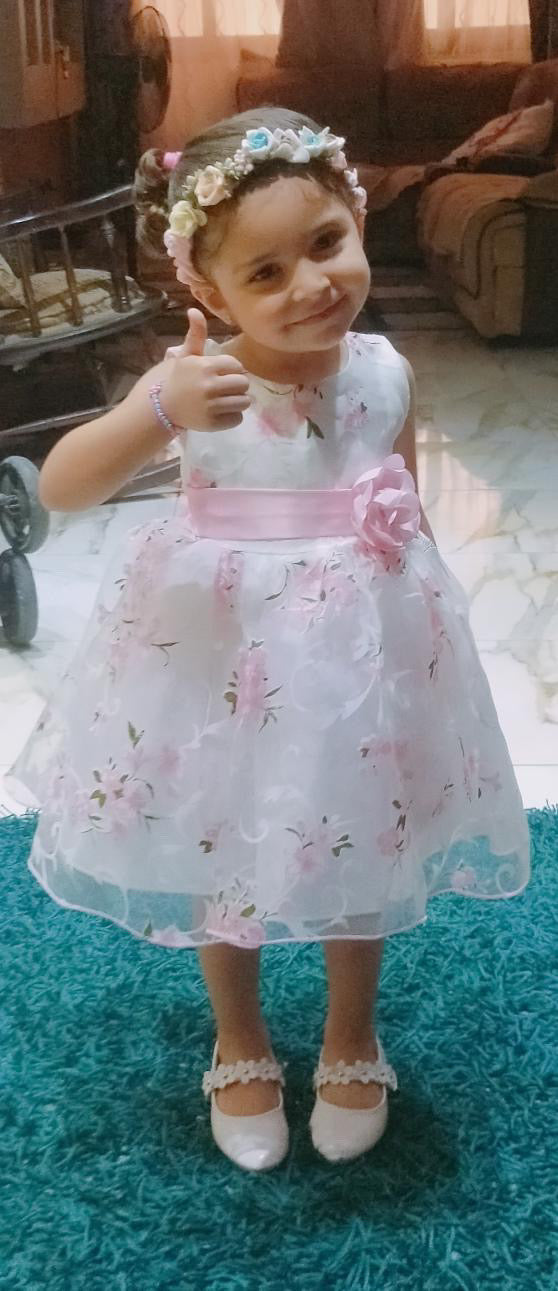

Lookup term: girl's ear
[189,282,235,326]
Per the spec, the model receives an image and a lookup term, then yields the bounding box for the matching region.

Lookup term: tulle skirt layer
[9,513,531,948]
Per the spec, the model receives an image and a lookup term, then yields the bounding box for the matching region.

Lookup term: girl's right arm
[39,310,250,512]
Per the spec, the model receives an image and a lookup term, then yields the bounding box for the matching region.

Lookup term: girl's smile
[289,292,348,327]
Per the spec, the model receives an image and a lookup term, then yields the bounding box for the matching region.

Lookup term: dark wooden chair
[0,185,180,498]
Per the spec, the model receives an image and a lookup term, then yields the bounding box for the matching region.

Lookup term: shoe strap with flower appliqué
[313,1041,398,1093]
[202,1053,286,1099]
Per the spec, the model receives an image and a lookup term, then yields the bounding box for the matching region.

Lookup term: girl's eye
[248,231,343,284]
[250,264,279,284]
[314,230,342,253]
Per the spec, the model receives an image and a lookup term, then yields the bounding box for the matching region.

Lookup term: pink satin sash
[186,485,357,540]
[185,459,422,547]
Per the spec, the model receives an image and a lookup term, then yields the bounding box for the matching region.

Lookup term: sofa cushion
[236,65,381,158]
[418,173,528,296]
[442,99,554,165]
[383,63,524,145]
[0,252,22,307]
[0,268,144,337]
[510,58,558,159]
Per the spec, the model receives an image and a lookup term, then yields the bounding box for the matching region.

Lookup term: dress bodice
[179,332,411,493]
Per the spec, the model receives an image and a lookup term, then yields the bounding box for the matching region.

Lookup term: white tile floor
[2,329,557,811]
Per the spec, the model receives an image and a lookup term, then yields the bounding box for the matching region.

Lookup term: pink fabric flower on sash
[352,454,420,553]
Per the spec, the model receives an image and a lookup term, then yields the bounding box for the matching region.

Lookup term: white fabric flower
[243,127,275,159]
[168,199,207,238]
[237,125,348,170]
[268,127,301,160]
[302,127,345,158]
[194,165,230,207]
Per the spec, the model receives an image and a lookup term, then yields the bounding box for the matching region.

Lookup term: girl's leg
[321,939,385,1109]
[198,943,280,1116]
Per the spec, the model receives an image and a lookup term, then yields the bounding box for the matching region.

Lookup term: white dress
[8,332,531,948]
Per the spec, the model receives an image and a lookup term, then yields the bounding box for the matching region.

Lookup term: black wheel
[0,456,50,554]
[0,549,38,646]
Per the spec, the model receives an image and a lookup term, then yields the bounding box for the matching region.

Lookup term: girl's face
[200,175,370,353]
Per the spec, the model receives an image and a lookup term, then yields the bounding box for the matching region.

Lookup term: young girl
[9,108,530,1173]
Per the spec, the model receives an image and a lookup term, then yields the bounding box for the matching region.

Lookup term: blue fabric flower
[248,130,272,152]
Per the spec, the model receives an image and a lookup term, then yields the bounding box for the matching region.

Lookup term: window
[153,1,281,38]
[424,0,529,27]
[216,1,282,36]
[423,0,530,62]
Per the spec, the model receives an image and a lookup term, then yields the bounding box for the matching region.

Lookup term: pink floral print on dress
[214,549,245,612]
[224,641,282,729]
[419,575,455,682]
[377,798,412,860]
[288,557,359,629]
[287,815,354,882]
[206,908,266,947]
[205,888,267,946]
[342,390,369,434]
[257,405,296,438]
[145,924,192,948]
[188,467,217,488]
[360,736,414,783]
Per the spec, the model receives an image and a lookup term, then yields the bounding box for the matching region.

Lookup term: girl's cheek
[255,298,282,325]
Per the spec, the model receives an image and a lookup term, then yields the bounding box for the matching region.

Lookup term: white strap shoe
[310,1038,398,1162]
[202,1041,289,1172]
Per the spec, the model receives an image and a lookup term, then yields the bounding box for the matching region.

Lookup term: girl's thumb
[183,308,208,357]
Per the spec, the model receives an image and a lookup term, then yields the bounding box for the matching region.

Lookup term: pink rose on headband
[163,229,208,289]
[195,166,231,206]
[352,454,420,553]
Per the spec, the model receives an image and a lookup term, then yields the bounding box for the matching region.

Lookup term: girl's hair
[134,107,358,278]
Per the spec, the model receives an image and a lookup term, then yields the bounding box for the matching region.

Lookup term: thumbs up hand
[151,307,250,433]
[182,307,208,357]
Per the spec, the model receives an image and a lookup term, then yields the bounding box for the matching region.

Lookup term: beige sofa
[416,169,558,339]
[416,61,558,339]
[237,57,558,339]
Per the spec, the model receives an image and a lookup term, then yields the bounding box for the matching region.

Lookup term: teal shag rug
[1,809,557,1291]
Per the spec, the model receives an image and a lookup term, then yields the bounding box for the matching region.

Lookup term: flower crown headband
[162,126,368,291]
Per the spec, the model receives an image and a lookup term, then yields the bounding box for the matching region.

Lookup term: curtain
[277,0,378,69]
[142,0,282,148]
[277,0,423,70]
[424,0,531,63]
[377,0,425,67]
[528,0,558,58]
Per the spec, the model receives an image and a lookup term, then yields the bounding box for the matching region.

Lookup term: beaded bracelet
[149,382,187,438]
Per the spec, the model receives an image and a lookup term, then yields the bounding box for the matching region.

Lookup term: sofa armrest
[522,170,558,205]
[422,162,464,187]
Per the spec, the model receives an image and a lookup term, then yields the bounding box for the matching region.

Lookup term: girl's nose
[291,259,330,302]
